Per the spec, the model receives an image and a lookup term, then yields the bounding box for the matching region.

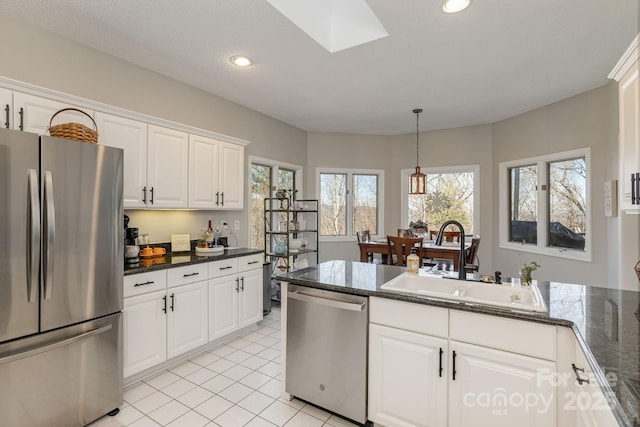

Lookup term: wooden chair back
[465,236,481,266]
[357,230,371,243]
[387,235,423,267]
[397,228,411,237]
[429,230,461,242]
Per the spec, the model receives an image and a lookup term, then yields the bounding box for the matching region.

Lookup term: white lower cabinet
[208,255,263,341]
[448,341,556,427]
[369,323,447,426]
[369,297,557,427]
[167,281,209,358]
[123,290,167,378]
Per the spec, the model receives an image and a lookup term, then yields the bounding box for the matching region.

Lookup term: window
[317,168,384,240]
[500,148,590,261]
[402,165,479,237]
[250,157,302,250]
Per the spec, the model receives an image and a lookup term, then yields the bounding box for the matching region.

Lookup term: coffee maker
[124,215,139,263]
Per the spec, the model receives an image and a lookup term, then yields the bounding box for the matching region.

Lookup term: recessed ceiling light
[230,55,253,67]
[443,0,471,13]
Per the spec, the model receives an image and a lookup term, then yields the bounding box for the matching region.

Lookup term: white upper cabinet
[95,112,148,208]
[0,88,11,129]
[189,134,220,209]
[219,142,244,209]
[147,125,189,208]
[13,92,95,135]
[610,34,640,212]
[188,134,244,209]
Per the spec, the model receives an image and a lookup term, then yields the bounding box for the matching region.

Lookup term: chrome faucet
[435,220,466,280]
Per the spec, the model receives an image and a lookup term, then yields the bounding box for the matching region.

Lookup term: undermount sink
[380,272,547,313]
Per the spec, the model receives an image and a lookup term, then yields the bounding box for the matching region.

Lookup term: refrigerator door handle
[27,169,41,303]
[0,324,112,366]
[43,170,56,300]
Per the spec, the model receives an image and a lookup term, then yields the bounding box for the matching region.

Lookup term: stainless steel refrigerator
[0,127,124,427]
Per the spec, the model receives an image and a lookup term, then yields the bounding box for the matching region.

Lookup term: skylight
[266,0,389,53]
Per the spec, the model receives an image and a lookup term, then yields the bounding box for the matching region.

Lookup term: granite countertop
[280,260,640,427]
[124,247,263,275]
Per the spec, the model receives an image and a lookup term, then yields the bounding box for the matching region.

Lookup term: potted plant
[519,261,540,286]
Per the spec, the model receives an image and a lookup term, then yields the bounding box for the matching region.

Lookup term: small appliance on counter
[124,215,139,263]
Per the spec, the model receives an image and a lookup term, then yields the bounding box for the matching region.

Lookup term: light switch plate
[171,234,191,252]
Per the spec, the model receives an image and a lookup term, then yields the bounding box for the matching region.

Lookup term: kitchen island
[280,260,640,427]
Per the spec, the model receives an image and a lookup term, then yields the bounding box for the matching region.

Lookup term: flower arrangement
[519,261,540,286]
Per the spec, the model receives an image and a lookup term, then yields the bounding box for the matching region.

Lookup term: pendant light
[409,108,426,194]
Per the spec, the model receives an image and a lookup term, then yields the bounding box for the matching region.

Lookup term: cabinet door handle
[248,260,259,265]
[439,347,443,377]
[632,174,637,205]
[4,104,9,128]
[150,187,154,204]
[216,192,220,206]
[240,276,244,291]
[170,293,175,311]
[221,192,224,206]
[183,272,199,277]
[18,107,23,131]
[142,186,147,204]
[162,295,167,313]
[636,173,640,205]
[452,350,457,381]
[235,278,240,292]
[134,280,154,287]
[571,363,590,385]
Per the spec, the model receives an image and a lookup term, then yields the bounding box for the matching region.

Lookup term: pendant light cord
[413,108,423,168]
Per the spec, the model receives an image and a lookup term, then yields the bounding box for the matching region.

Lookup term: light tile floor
[89,306,359,427]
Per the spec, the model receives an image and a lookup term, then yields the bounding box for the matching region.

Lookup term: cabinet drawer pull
[183,272,200,277]
[220,266,233,270]
[247,260,259,265]
[571,363,590,385]
[134,280,154,287]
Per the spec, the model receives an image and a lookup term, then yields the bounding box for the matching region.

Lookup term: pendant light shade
[409,108,426,194]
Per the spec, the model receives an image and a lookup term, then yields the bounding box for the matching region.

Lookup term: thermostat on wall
[171,234,191,252]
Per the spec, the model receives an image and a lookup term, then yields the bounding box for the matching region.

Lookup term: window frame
[400,164,480,236]
[316,168,385,242]
[498,148,592,262]
[249,155,303,249]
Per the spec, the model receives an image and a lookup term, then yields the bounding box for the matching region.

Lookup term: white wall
[491,84,622,288]
[0,15,307,247]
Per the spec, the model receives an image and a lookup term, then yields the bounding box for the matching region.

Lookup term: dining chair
[429,230,461,242]
[387,235,423,267]
[357,230,374,262]
[356,230,371,243]
[464,236,481,272]
[397,228,411,237]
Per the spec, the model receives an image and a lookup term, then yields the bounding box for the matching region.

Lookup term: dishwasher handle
[288,289,366,312]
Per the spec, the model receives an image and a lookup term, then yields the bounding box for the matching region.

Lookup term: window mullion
[537,160,548,250]
[346,173,353,236]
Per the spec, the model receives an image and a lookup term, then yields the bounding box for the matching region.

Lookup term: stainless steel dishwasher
[286,285,368,424]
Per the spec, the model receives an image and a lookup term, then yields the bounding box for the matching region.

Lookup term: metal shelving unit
[264,197,319,299]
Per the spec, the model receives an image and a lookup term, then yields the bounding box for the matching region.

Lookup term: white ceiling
[0,0,637,135]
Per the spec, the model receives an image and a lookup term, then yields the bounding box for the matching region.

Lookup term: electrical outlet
[234,220,240,230]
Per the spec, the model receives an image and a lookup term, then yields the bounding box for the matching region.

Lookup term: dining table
[358,239,471,271]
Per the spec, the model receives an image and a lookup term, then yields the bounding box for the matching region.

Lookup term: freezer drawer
[0,312,123,427]
[286,285,368,424]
